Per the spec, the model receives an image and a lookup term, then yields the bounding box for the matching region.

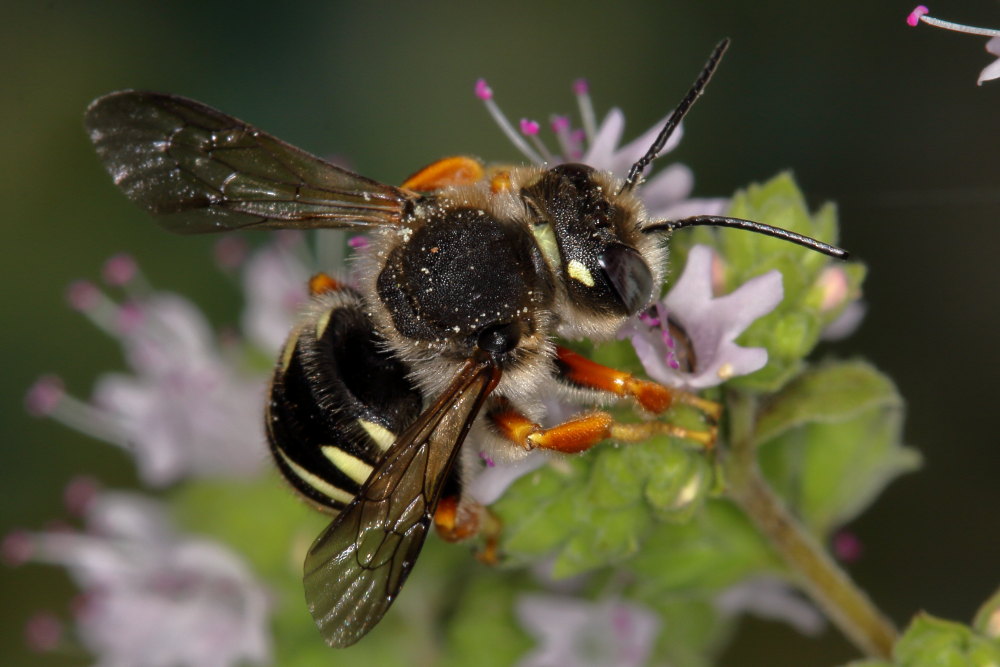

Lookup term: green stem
[723,391,898,660]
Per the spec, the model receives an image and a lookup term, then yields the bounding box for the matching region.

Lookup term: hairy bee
[84,39,847,648]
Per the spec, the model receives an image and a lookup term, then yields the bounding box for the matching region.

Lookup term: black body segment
[304,357,500,647]
[266,288,423,511]
[376,205,552,356]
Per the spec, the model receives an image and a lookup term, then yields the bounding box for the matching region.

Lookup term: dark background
[3,1,998,665]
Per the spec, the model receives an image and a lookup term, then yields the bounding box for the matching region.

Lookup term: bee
[84,39,847,647]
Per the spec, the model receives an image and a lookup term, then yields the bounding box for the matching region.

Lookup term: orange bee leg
[401,156,485,191]
[487,397,717,453]
[308,272,343,295]
[555,345,721,421]
[433,495,502,565]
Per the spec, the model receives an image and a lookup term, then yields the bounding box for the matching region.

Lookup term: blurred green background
[2,1,998,665]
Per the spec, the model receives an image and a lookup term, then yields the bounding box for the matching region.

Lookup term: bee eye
[598,243,653,314]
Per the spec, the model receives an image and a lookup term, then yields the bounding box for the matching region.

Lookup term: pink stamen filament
[909,6,1000,37]
[475,79,544,164]
[520,118,554,163]
[35,390,131,450]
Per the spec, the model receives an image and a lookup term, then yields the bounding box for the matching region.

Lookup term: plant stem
[723,391,898,659]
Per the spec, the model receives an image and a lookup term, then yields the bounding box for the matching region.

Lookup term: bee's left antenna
[620,38,730,193]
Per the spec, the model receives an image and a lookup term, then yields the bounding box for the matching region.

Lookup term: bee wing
[303,358,500,648]
[85,91,412,234]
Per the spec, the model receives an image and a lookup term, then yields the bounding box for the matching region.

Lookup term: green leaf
[754,361,919,534]
[893,612,1000,666]
[755,360,902,444]
[440,570,533,667]
[551,503,652,577]
[625,500,780,595]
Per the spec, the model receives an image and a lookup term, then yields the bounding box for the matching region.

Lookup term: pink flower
[23,490,272,667]
[475,78,728,221]
[619,245,783,389]
[515,594,660,667]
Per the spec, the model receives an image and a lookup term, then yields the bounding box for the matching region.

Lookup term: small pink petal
[572,78,589,95]
[906,5,929,27]
[474,78,493,101]
[638,311,660,327]
[64,475,101,517]
[24,612,63,653]
[833,530,864,563]
[66,280,100,311]
[102,253,137,286]
[519,118,540,136]
[348,235,370,250]
[25,375,64,417]
[2,529,34,566]
[115,301,144,334]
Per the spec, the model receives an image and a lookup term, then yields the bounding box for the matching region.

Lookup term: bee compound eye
[476,322,521,355]
[598,243,654,314]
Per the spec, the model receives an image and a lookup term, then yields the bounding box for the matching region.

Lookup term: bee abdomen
[266,287,423,512]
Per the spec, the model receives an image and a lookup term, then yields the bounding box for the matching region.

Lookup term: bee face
[522,163,666,339]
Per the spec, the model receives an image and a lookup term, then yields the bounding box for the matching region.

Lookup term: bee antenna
[643,215,850,259]
[620,38,730,194]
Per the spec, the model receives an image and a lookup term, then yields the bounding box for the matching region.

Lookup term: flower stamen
[519,118,554,163]
[907,6,1000,37]
[473,78,544,164]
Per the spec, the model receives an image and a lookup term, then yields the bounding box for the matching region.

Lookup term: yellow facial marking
[276,449,353,504]
[359,419,396,452]
[322,445,374,486]
[567,259,595,287]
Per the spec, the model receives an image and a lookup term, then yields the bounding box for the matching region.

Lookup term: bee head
[521,163,663,338]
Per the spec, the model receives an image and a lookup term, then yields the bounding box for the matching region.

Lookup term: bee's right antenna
[620,38,730,193]
[644,215,850,259]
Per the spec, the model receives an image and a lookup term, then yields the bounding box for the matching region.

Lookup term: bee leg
[555,345,721,420]
[308,272,344,295]
[433,495,502,565]
[401,156,485,191]
[487,398,717,452]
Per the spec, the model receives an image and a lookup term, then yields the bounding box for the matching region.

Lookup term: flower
[714,576,825,636]
[18,489,272,667]
[619,244,783,389]
[26,240,321,486]
[475,77,728,221]
[907,6,1000,84]
[515,593,660,667]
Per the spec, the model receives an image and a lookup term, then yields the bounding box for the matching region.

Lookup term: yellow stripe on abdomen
[321,445,375,486]
[276,448,354,505]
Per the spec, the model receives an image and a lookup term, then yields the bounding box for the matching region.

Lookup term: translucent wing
[85,91,412,234]
[303,358,500,648]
